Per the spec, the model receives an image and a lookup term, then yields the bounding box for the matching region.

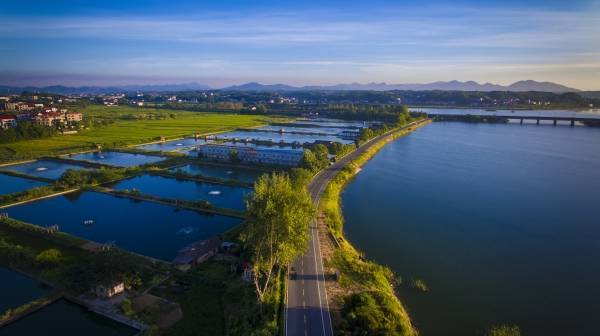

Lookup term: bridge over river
[423,109,600,126]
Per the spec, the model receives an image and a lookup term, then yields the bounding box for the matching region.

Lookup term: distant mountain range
[222,80,581,93]
[0,80,583,94]
[0,82,211,95]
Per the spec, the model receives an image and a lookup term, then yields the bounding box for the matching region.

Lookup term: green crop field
[0,106,287,162]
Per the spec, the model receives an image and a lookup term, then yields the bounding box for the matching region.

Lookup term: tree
[301,145,330,172]
[244,173,314,303]
[228,149,240,162]
[300,149,319,172]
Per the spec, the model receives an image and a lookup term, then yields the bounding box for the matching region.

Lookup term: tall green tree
[245,173,315,302]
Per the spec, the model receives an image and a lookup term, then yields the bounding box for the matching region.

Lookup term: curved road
[285,119,428,336]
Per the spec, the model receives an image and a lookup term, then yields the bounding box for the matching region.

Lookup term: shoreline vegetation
[319,119,431,335]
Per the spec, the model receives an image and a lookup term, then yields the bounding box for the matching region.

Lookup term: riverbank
[317,119,431,335]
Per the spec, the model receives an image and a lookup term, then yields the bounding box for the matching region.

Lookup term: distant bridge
[424,110,600,126]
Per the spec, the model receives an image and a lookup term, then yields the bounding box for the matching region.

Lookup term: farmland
[0,106,285,162]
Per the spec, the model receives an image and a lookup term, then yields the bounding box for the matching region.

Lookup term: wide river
[341,121,600,335]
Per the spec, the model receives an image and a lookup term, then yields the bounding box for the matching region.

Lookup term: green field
[0,106,285,162]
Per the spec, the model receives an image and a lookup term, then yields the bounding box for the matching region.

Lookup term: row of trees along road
[244,173,315,303]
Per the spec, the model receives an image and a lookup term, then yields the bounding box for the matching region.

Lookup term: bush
[121,298,135,317]
[488,324,521,336]
[341,292,413,336]
[36,248,62,265]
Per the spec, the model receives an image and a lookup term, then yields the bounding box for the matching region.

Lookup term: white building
[197,144,303,166]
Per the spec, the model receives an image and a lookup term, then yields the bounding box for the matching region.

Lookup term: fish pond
[136,137,208,152]
[65,151,165,167]
[0,299,137,336]
[0,173,46,195]
[111,174,250,211]
[342,120,600,335]
[215,130,353,144]
[169,162,265,184]
[5,191,242,261]
[1,160,91,180]
[257,125,342,135]
[0,266,52,313]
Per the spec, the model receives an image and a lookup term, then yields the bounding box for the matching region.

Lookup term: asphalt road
[285,119,427,336]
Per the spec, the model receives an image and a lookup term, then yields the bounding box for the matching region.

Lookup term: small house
[95,281,125,298]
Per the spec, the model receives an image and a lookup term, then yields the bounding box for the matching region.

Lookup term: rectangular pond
[65,151,166,167]
[0,266,51,313]
[0,160,91,180]
[257,125,343,135]
[169,162,265,184]
[295,118,370,128]
[215,130,353,144]
[0,173,47,195]
[5,191,242,261]
[136,137,208,152]
[0,299,138,336]
[111,174,250,211]
[221,141,299,151]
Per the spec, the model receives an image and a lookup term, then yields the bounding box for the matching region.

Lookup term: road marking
[302,288,304,297]
[311,225,328,336]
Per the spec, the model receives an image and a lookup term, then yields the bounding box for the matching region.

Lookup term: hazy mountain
[0,82,211,95]
[222,80,580,93]
[0,80,582,95]
[581,91,600,99]
[223,82,299,91]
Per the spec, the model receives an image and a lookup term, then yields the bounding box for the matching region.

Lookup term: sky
[0,0,599,89]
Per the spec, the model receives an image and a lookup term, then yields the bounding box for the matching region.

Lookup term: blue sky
[1,0,599,89]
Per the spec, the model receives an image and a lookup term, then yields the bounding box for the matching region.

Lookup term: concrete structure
[35,111,65,126]
[173,237,221,267]
[2,103,18,110]
[66,112,83,122]
[95,281,125,298]
[0,115,17,129]
[197,144,303,166]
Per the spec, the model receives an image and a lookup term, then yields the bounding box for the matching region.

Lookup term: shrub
[36,248,62,265]
[488,324,521,336]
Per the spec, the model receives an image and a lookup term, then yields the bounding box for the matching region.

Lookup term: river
[341,120,600,335]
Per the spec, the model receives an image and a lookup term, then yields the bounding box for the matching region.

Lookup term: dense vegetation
[0,121,58,144]
[244,173,314,303]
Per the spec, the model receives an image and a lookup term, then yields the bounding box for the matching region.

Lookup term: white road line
[311,225,327,336]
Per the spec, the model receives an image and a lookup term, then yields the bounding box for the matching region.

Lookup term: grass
[154,260,275,336]
[0,106,287,162]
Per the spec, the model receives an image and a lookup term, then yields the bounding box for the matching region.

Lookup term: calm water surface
[136,137,207,152]
[1,160,90,180]
[258,125,342,135]
[67,151,165,167]
[0,266,51,313]
[6,191,241,261]
[0,299,137,336]
[342,122,600,335]
[0,173,46,195]
[170,162,265,184]
[216,130,353,144]
[112,174,250,210]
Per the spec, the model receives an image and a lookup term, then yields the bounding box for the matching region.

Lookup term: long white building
[197,144,303,166]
